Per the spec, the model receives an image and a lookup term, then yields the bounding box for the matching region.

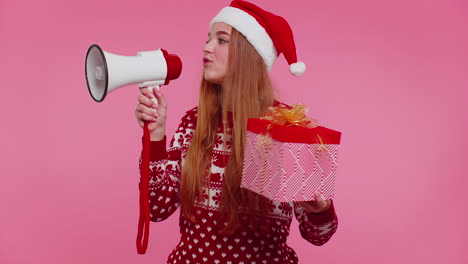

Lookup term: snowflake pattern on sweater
[139,107,338,264]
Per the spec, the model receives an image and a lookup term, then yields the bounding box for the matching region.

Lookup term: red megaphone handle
[137,122,151,254]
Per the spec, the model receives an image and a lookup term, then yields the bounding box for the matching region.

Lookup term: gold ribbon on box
[256,104,327,152]
[253,104,328,196]
[261,104,317,128]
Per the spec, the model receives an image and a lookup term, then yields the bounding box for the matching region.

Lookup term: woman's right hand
[135,87,167,141]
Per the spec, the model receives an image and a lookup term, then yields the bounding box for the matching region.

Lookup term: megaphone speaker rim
[85,44,109,102]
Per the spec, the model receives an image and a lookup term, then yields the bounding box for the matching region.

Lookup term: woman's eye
[218,38,229,44]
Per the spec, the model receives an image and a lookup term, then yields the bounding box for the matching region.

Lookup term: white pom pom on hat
[210,0,306,76]
[289,61,306,76]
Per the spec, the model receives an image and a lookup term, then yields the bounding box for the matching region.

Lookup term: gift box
[241,105,341,202]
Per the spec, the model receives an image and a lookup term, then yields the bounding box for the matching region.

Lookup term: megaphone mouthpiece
[160,49,183,85]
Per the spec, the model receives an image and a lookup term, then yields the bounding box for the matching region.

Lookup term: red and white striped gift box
[241,118,342,202]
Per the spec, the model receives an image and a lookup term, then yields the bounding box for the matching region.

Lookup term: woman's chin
[204,73,223,85]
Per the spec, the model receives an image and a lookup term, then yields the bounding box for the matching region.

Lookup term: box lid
[247,118,341,144]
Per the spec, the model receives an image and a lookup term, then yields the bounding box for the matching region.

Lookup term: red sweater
[140,107,338,264]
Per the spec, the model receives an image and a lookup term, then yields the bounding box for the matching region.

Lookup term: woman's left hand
[297,192,331,214]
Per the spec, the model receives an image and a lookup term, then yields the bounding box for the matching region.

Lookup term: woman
[135,1,338,263]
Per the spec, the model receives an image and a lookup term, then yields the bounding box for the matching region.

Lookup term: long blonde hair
[180,28,276,232]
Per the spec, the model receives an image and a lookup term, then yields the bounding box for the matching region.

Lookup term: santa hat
[210,0,306,76]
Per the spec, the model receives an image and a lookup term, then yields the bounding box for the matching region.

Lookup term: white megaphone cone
[85,44,182,103]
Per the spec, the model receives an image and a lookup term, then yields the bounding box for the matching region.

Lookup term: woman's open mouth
[203,58,212,65]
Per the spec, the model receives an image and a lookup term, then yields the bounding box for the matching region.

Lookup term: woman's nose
[203,39,214,53]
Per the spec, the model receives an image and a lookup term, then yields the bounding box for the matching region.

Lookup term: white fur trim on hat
[289,61,306,76]
[210,6,278,71]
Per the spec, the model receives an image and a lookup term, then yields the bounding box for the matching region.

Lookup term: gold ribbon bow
[260,103,318,128]
[256,104,327,151]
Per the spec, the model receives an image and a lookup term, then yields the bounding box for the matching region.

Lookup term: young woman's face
[203,22,232,85]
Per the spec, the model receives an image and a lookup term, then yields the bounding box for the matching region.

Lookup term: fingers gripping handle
[146,85,160,106]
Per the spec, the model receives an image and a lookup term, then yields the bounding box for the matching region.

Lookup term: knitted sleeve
[293,200,338,246]
[139,108,197,222]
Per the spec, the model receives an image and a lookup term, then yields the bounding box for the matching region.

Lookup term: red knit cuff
[142,136,167,161]
[306,200,336,225]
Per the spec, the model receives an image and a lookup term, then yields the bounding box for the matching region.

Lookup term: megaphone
[85,44,182,103]
[85,44,182,255]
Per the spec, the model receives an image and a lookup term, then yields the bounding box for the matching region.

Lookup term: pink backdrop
[1,0,467,263]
